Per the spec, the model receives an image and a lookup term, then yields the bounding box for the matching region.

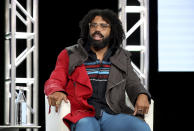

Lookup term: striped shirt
[84,47,116,119]
[84,61,111,81]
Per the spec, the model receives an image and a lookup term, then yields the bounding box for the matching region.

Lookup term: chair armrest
[144,99,154,131]
[45,96,71,131]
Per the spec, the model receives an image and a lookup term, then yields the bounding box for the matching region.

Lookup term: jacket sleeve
[44,49,69,96]
[125,55,151,106]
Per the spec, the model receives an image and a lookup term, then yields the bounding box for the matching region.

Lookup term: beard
[88,31,110,51]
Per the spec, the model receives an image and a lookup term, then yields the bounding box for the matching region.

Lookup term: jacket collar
[68,39,88,75]
[68,39,130,75]
[110,48,130,74]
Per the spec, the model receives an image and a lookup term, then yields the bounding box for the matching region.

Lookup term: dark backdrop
[0,0,193,131]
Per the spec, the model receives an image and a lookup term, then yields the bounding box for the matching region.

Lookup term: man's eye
[90,23,97,27]
[101,24,109,28]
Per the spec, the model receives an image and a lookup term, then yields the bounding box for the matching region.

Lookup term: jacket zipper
[111,79,125,88]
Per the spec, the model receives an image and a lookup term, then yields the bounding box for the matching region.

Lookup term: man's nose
[95,25,103,31]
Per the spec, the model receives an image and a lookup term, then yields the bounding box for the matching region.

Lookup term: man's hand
[47,92,68,112]
[133,94,150,115]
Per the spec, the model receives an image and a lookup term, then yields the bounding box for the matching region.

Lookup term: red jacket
[44,49,95,128]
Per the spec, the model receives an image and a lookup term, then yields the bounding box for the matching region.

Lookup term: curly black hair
[79,9,125,52]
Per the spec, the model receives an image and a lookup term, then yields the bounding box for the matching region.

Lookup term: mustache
[92,31,104,38]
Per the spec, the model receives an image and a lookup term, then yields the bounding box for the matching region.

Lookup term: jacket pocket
[107,79,126,111]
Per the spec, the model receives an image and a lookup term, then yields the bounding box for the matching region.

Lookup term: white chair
[45,96,154,131]
[45,96,71,131]
[145,99,154,131]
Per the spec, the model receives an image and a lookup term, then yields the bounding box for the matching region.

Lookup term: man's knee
[133,119,151,131]
[102,114,151,131]
[77,117,94,126]
[75,117,100,131]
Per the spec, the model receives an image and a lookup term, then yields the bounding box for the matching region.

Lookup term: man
[44,9,151,131]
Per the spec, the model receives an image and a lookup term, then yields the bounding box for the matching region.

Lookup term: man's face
[88,16,111,51]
